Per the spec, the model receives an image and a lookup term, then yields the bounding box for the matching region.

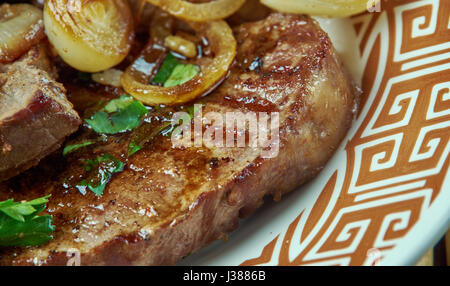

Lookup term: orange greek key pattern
[241,0,450,266]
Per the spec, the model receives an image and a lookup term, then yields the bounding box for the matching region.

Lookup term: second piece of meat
[0,44,81,181]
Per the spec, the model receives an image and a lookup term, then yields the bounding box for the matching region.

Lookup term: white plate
[181,0,450,266]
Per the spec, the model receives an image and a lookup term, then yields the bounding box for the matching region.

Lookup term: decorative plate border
[240,0,450,266]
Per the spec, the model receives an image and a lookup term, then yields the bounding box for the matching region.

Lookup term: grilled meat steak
[0,13,359,265]
[0,44,81,181]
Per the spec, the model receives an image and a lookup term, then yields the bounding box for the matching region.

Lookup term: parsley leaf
[152,53,180,85]
[103,95,135,113]
[164,64,199,88]
[128,142,142,157]
[63,141,95,156]
[152,53,199,87]
[82,154,124,196]
[185,104,203,120]
[0,195,54,246]
[85,95,148,135]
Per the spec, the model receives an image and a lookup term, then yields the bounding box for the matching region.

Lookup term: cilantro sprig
[63,141,95,156]
[0,195,54,247]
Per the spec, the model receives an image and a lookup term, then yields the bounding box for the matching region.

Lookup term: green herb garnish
[103,96,135,113]
[0,195,54,246]
[85,95,148,135]
[82,154,124,196]
[152,53,199,87]
[128,142,142,157]
[164,64,199,88]
[185,104,203,120]
[152,53,180,85]
[63,141,95,156]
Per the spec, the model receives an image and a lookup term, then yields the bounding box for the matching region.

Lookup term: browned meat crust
[0,45,81,181]
[0,13,359,265]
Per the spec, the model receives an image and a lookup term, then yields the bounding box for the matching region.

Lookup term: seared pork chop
[0,13,359,265]
[0,44,81,181]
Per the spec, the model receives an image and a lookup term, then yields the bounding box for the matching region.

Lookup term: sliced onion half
[145,0,246,22]
[121,20,236,106]
[260,0,370,17]
[0,4,45,63]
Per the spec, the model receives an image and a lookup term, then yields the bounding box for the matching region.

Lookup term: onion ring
[0,4,45,63]
[44,0,134,72]
[121,20,236,106]
[145,0,246,22]
[260,0,370,17]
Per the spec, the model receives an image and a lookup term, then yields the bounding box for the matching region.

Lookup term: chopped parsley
[185,104,203,120]
[152,53,180,85]
[103,95,135,113]
[80,154,124,196]
[164,64,199,88]
[128,142,142,157]
[0,195,54,246]
[85,95,148,135]
[152,52,199,87]
[127,121,172,156]
[63,141,95,156]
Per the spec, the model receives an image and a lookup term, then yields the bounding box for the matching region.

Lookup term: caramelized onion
[121,20,236,106]
[164,35,197,58]
[44,0,134,72]
[92,69,123,87]
[145,0,246,22]
[261,0,370,17]
[0,4,45,63]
